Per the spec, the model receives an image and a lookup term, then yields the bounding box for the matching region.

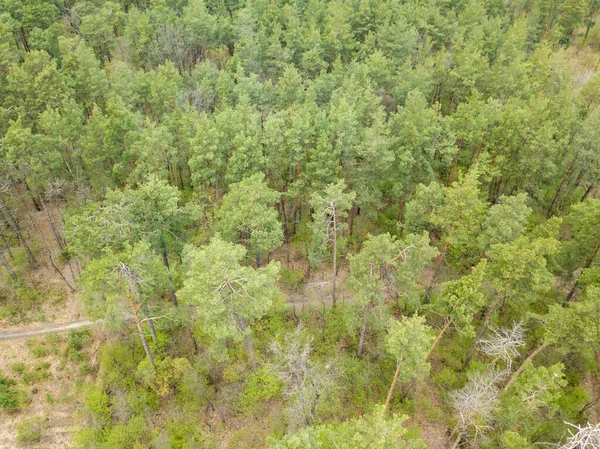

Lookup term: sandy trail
[0,319,95,341]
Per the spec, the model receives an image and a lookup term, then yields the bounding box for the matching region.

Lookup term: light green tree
[464,235,559,368]
[79,241,170,370]
[216,173,283,267]
[382,315,433,415]
[478,193,532,251]
[309,180,356,307]
[179,237,280,368]
[428,260,487,359]
[347,233,438,356]
[559,198,600,302]
[268,406,426,449]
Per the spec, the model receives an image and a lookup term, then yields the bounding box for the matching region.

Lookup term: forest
[0,0,599,447]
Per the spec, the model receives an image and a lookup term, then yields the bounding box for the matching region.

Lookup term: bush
[25,339,50,358]
[102,415,147,449]
[0,371,20,410]
[83,384,111,426]
[16,417,45,445]
[68,329,90,351]
[99,343,138,388]
[237,367,283,414]
[21,362,51,385]
[11,363,26,374]
[279,268,304,290]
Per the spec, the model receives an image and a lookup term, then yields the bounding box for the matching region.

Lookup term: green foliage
[0,371,20,410]
[435,260,487,335]
[308,179,356,267]
[238,367,284,414]
[268,407,426,449]
[216,173,284,258]
[279,267,304,290]
[16,417,45,445]
[385,315,433,382]
[180,237,280,361]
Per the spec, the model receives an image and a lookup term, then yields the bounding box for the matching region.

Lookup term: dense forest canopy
[0,0,599,447]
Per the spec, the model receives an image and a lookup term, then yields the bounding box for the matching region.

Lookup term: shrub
[68,329,90,351]
[279,268,304,290]
[16,417,45,445]
[0,371,20,410]
[25,340,49,358]
[99,343,138,388]
[237,367,283,414]
[102,415,147,449]
[11,363,26,374]
[83,384,111,426]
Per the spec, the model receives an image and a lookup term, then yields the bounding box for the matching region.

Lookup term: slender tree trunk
[332,211,338,308]
[161,244,178,307]
[400,377,416,400]
[0,224,12,258]
[463,298,500,370]
[566,245,599,302]
[424,241,449,297]
[128,293,155,370]
[357,319,367,356]
[0,251,17,281]
[447,139,464,186]
[426,318,453,360]
[0,198,38,269]
[503,341,552,392]
[147,318,157,343]
[397,195,405,224]
[349,202,357,236]
[450,428,465,449]
[41,200,65,252]
[383,358,404,415]
[237,314,257,370]
[22,180,41,212]
[256,247,261,268]
[581,183,595,202]
[280,197,288,244]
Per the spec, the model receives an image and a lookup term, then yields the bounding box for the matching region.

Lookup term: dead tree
[270,325,338,428]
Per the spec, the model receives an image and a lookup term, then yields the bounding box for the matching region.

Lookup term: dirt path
[0,319,95,341]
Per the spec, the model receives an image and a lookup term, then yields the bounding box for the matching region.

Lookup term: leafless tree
[449,371,503,449]
[557,422,600,448]
[478,321,525,374]
[269,325,338,428]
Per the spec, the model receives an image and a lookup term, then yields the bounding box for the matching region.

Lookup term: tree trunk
[383,358,404,415]
[463,298,499,370]
[503,341,552,392]
[426,318,453,360]
[256,247,261,268]
[41,200,65,252]
[566,245,599,302]
[162,245,179,307]
[581,183,596,202]
[332,210,338,308]
[349,202,357,236]
[357,320,367,357]
[400,376,416,400]
[0,224,12,258]
[450,428,465,449]
[0,251,17,281]
[0,198,38,269]
[128,293,155,370]
[147,318,157,343]
[397,195,405,224]
[23,180,41,212]
[237,314,257,370]
[280,197,288,244]
[447,139,464,186]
